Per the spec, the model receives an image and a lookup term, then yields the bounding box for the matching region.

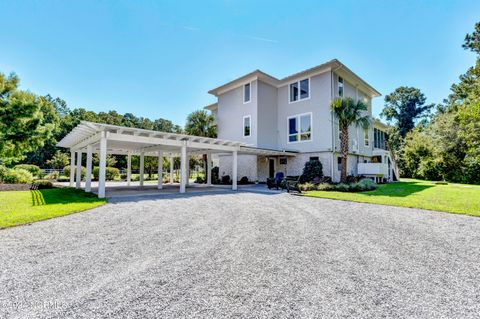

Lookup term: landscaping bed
[0,183,32,191]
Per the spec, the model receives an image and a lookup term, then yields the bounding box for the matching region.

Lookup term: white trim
[243,82,252,104]
[288,77,311,104]
[287,112,313,144]
[242,115,251,137]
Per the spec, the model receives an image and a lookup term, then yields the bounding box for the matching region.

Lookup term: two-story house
[206,59,398,183]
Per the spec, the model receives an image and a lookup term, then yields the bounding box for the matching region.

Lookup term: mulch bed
[0,183,32,191]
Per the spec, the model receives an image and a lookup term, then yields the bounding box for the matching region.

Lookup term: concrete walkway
[1,192,480,318]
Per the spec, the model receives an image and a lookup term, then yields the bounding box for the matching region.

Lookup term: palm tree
[330,97,370,183]
[184,110,217,138]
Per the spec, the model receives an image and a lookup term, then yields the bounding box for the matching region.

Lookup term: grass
[0,187,106,229]
[305,179,480,217]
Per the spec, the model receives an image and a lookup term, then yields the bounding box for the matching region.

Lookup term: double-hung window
[289,78,309,102]
[338,76,344,97]
[364,128,369,147]
[243,115,251,137]
[244,83,251,103]
[288,113,312,142]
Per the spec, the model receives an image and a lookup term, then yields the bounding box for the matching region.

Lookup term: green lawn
[0,188,106,229]
[305,179,480,217]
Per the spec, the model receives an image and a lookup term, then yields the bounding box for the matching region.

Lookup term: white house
[206,59,397,183]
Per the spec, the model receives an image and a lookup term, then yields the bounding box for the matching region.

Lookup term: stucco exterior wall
[218,154,258,182]
[276,71,333,153]
[217,80,258,146]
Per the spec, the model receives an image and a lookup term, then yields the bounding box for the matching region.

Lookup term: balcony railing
[358,163,388,176]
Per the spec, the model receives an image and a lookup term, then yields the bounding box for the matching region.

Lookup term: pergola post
[232,150,238,191]
[85,145,93,192]
[98,132,107,198]
[127,152,131,186]
[206,152,212,186]
[169,155,174,184]
[180,141,187,193]
[186,153,190,187]
[76,151,82,189]
[139,152,145,187]
[69,150,75,187]
[157,150,163,189]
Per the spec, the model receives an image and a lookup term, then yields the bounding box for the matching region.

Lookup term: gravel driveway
[1,191,480,318]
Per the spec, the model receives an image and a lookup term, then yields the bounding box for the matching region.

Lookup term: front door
[269,158,275,178]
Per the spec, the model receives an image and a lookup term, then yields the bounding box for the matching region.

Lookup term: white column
[98,132,107,198]
[180,142,187,193]
[139,152,145,187]
[157,150,163,189]
[169,155,174,184]
[85,145,93,192]
[76,151,82,189]
[186,153,190,186]
[206,152,212,186]
[232,150,238,191]
[127,153,132,186]
[69,150,75,187]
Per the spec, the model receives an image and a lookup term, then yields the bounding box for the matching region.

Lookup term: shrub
[2,169,34,184]
[463,157,480,184]
[415,158,443,181]
[356,178,377,191]
[300,160,323,183]
[57,176,70,182]
[92,167,120,181]
[63,165,86,180]
[239,176,249,184]
[195,175,205,183]
[316,183,335,191]
[211,166,220,184]
[221,175,231,184]
[299,182,316,191]
[32,179,54,189]
[45,171,60,180]
[0,165,8,182]
[14,164,41,177]
[334,183,351,192]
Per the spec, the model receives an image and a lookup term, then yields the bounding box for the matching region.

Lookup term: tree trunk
[340,126,349,183]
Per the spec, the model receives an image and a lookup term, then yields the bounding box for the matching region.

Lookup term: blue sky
[1,0,479,126]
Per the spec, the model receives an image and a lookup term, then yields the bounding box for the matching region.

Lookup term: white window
[338,76,344,97]
[364,128,369,147]
[243,115,251,137]
[244,83,251,103]
[288,113,312,143]
[289,78,309,102]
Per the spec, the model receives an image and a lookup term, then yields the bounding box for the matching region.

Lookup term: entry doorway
[269,158,275,178]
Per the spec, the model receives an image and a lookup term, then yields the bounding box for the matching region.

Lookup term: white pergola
[57,121,246,198]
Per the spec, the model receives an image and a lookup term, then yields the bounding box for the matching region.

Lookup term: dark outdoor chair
[267,172,284,190]
[286,175,303,193]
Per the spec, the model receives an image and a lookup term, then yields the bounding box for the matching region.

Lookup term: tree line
[381,21,480,184]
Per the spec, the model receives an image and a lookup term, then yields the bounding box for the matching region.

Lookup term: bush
[356,178,377,191]
[239,176,249,184]
[2,169,34,184]
[92,167,120,181]
[32,179,54,189]
[45,171,60,180]
[316,183,335,191]
[195,175,205,183]
[57,176,70,182]
[463,157,480,184]
[221,175,231,184]
[211,166,220,184]
[299,182,316,191]
[300,160,323,183]
[63,165,86,180]
[335,183,351,192]
[415,158,443,181]
[0,165,8,182]
[14,164,42,177]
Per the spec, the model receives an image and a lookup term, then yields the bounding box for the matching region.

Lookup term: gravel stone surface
[1,191,480,318]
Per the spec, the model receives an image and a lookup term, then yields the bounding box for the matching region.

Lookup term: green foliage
[463,157,480,184]
[299,182,316,191]
[184,110,217,138]
[45,171,60,180]
[381,86,434,137]
[415,158,443,181]
[2,168,34,184]
[46,151,70,169]
[0,165,8,182]
[63,165,86,179]
[211,166,220,184]
[14,164,41,177]
[32,179,54,189]
[92,167,119,181]
[300,160,323,183]
[330,97,370,183]
[0,73,58,164]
